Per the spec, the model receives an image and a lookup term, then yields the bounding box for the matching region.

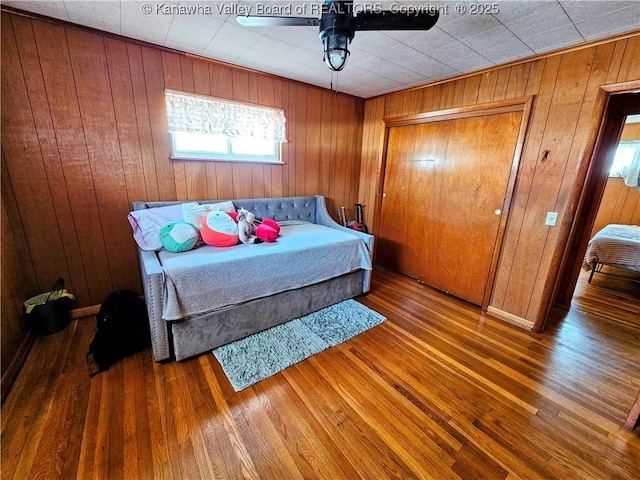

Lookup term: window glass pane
[230,137,276,156]
[610,143,638,177]
[174,131,228,153]
[170,131,282,163]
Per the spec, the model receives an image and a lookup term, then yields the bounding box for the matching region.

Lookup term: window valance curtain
[165,89,287,142]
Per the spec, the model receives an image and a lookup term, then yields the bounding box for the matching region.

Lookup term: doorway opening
[549,91,640,326]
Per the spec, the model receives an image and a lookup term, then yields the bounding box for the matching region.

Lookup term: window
[170,132,281,162]
[610,141,640,177]
[165,89,287,163]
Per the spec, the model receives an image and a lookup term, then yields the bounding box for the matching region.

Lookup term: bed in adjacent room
[583,224,640,283]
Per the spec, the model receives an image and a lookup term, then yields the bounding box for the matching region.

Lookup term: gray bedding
[158,222,372,320]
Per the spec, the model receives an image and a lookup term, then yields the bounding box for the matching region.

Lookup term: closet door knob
[494,209,502,215]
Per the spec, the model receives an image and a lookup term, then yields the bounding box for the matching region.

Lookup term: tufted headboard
[234,196,317,223]
[132,195,319,223]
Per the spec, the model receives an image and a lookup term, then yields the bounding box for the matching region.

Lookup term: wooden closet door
[378,111,522,306]
[377,122,451,280]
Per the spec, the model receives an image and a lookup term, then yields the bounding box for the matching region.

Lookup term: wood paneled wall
[359,33,640,325]
[0,12,364,364]
[620,121,640,141]
[1,167,38,381]
[591,178,640,236]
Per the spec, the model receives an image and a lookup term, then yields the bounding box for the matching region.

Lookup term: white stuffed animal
[237,208,262,244]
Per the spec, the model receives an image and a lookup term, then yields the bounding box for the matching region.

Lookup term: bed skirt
[170,270,364,361]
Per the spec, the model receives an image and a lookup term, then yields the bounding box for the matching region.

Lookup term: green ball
[159,221,198,253]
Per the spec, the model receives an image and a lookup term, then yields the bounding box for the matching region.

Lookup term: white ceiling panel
[439,11,503,40]
[4,0,69,20]
[376,63,430,83]
[427,40,479,63]
[65,0,121,26]
[480,39,536,64]
[559,0,637,23]
[574,4,640,41]
[376,42,426,62]
[170,7,225,33]
[265,25,320,51]
[165,23,215,53]
[201,38,248,63]
[503,2,572,38]
[461,25,526,51]
[442,52,494,72]
[491,0,557,24]
[404,57,459,77]
[2,0,638,98]
[524,23,584,53]
[120,9,172,45]
[177,0,231,21]
[214,20,263,47]
[403,28,459,54]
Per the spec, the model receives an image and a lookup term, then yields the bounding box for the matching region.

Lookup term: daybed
[583,224,640,283]
[132,195,374,362]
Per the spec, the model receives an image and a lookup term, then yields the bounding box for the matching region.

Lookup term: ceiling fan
[237,0,439,72]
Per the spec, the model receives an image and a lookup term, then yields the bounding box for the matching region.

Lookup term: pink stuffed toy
[256,218,280,243]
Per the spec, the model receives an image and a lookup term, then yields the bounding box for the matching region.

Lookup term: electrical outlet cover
[545,212,558,226]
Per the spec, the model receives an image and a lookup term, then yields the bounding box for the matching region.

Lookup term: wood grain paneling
[2,12,364,307]
[1,15,73,295]
[1,153,37,386]
[620,121,640,141]
[0,11,364,363]
[359,32,640,326]
[591,177,640,236]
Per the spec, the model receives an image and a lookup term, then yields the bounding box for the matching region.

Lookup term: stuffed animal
[256,218,280,242]
[159,221,198,252]
[201,211,239,247]
[237,208,262,244]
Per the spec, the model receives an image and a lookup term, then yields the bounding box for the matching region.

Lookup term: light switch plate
[545,212,558,226]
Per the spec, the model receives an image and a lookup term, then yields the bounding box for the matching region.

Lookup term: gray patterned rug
[212,299,386,391]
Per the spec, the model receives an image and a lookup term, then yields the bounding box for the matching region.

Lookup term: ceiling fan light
[323,33,350,71]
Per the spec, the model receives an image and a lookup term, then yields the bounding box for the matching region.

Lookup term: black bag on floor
[87,290,151,376]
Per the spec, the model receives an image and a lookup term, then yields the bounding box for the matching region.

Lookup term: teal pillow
[159,221,198,253]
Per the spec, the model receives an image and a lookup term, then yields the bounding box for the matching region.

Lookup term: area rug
[212,299,386,391]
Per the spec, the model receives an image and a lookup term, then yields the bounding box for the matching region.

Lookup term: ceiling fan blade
[354,11,439,31]
[237,16,320,27]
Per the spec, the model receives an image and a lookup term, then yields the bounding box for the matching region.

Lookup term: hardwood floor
[2,267,639,479]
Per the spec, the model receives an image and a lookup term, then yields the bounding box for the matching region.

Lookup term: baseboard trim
[71,304,100,320]
[1,330,36,406]
[487,306,534,331]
